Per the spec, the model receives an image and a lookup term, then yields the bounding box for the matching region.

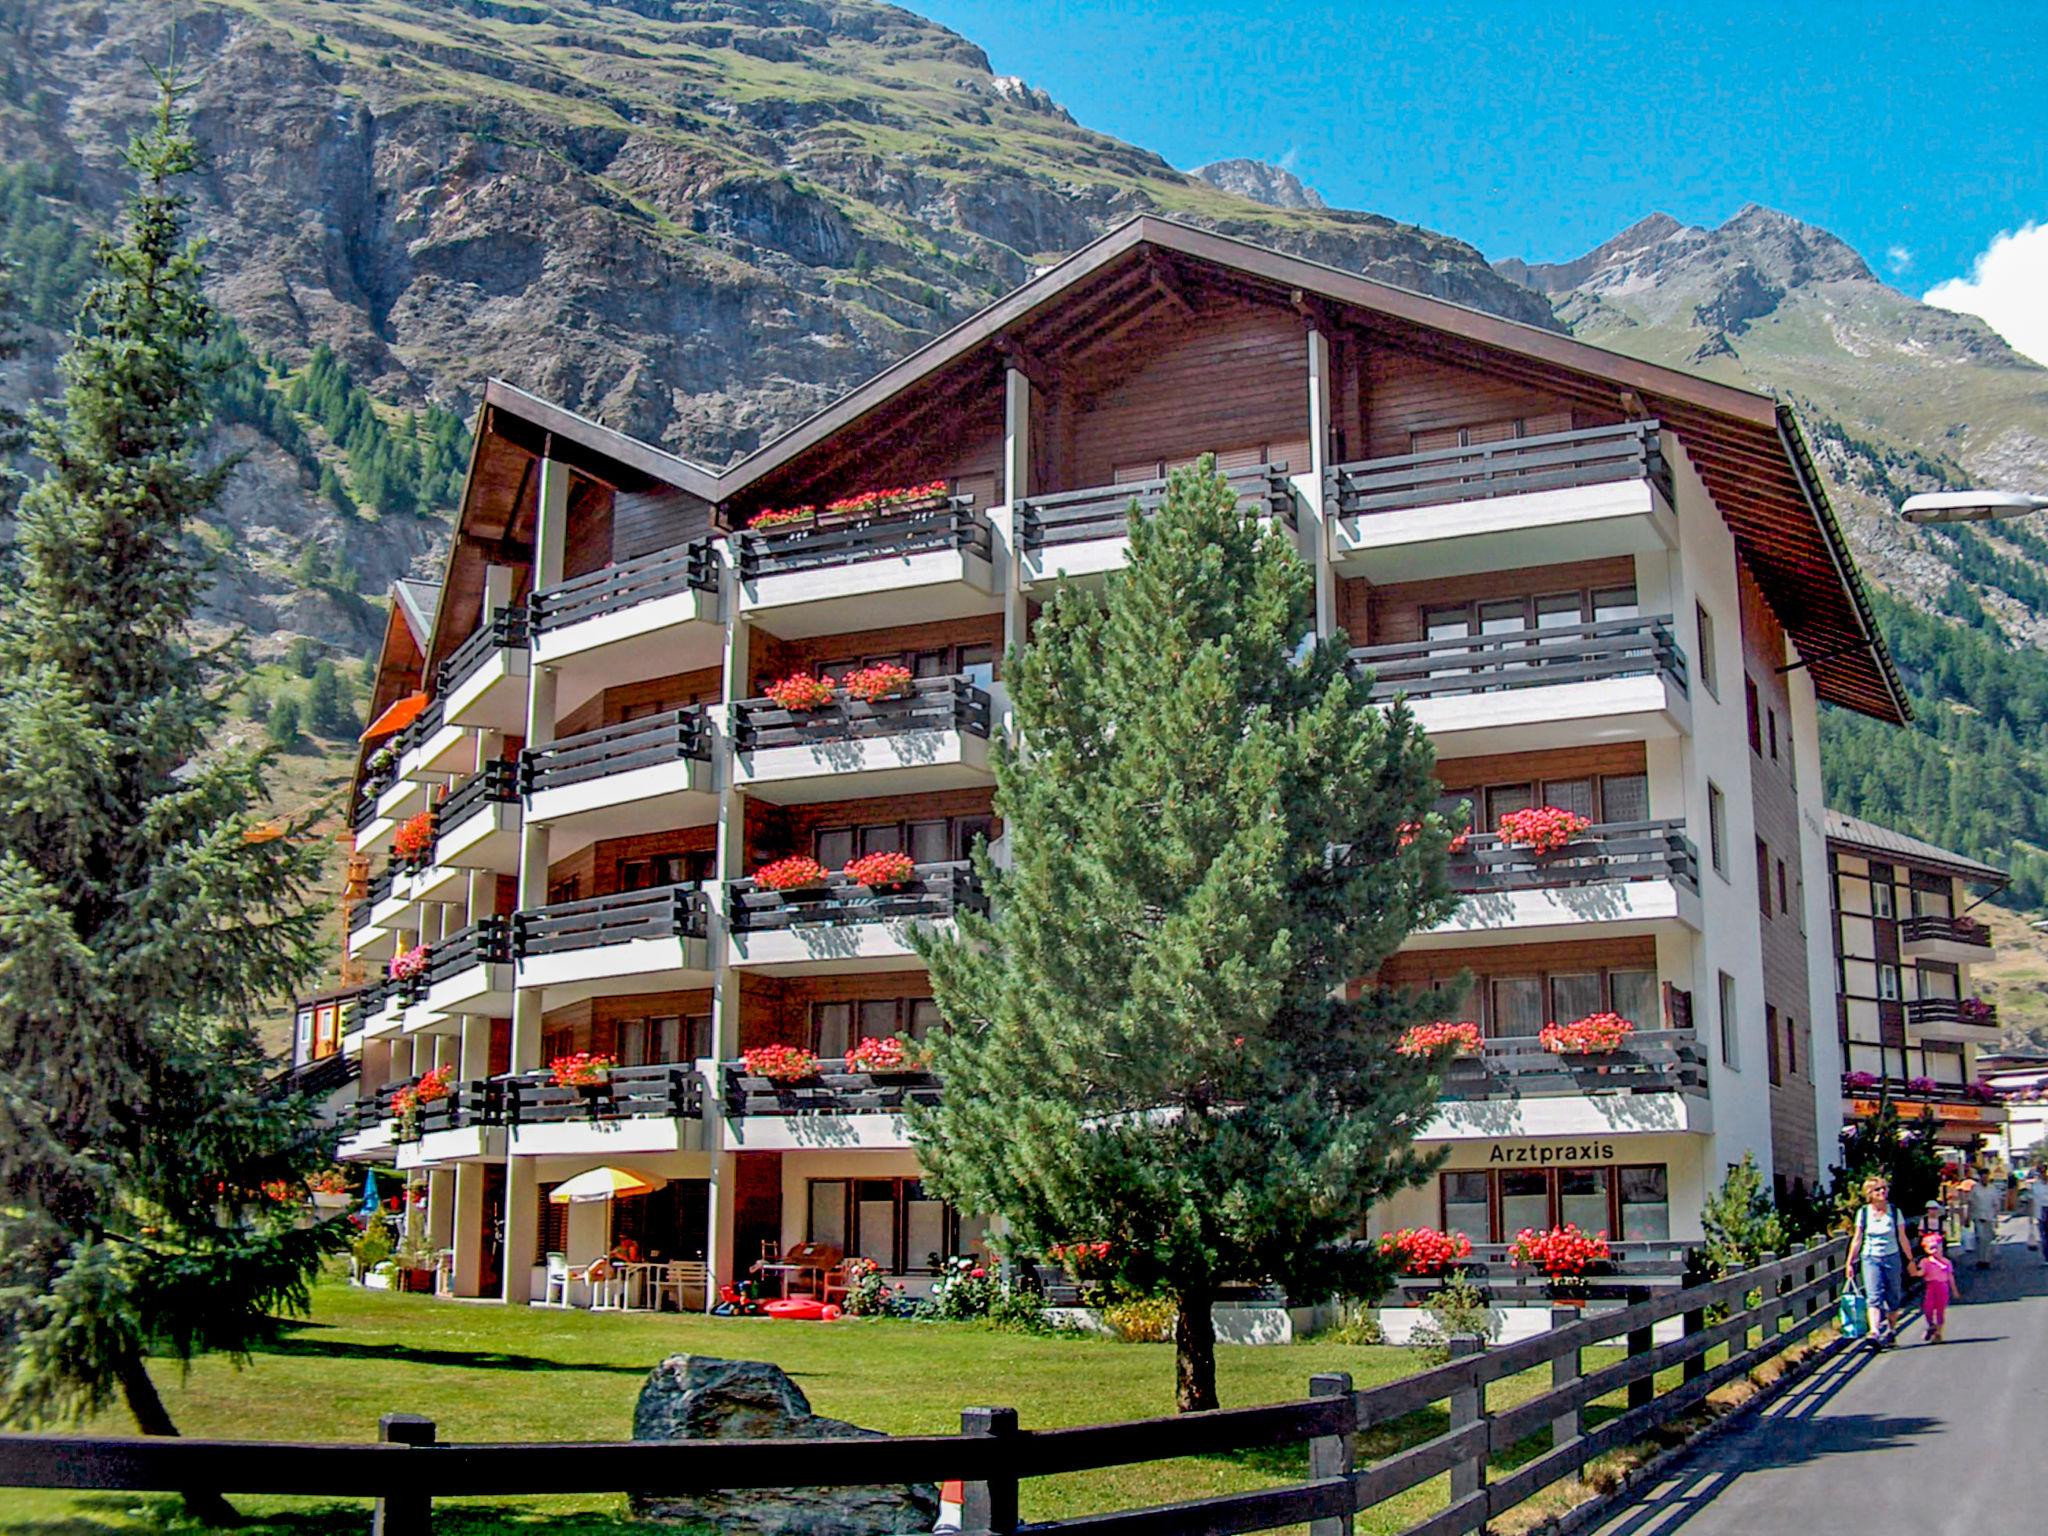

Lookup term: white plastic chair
[542,1251,571,1307]
[665,1260,709,1312]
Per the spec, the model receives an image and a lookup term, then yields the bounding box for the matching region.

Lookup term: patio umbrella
[549,1167,666,1204]
[358,1170,381,1223]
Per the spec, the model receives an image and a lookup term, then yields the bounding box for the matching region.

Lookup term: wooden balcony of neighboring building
[1898,914,1994,966]
[1348,616,1690,754]
[531,540,726,717]
[434,761,522,874]
[502,1063,708,1158]
[1328,421,1677,583]
[512,884,713,1005]
[1016,463,1296,589]
[350,867,410,961]
[1412,819,1702,949]
[336,1082,402,1160]
[521,708,717,857]
[1841,1074,2007,1142]
[720,1057,942,1152]
[725,861,987,975]
[414,918,516,1026]
[395,1079,508,1169]
[1905,996,2000,1046]
[730,676,994,804]
[438,606,531,732]
[733,496,997,639]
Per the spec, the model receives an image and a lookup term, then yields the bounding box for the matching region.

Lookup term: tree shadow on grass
[258,1331,653,1377]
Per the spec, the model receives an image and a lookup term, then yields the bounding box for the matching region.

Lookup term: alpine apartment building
[313,217,1905,1302]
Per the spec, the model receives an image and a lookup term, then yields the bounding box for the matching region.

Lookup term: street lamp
[1900,490,2048,524]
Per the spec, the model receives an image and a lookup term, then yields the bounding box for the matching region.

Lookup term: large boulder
[629,1355,940,1535]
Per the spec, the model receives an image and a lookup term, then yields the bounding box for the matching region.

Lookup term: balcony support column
[449,1013,493,1298]
[705,1151,737,1309]
[482,562,516,623]
[1002,365,1030,508]
[1302,326,1336,640]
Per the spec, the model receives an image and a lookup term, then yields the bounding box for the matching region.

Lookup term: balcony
[1899,915,1995,966]
[1018,464,1296,589]
[351,768,394,849]
[1841,1074,2007,1138]
[734,496,996,639]
[438,607,530,733]
[1348,617,1690,755]
[1413,820,1701,949]
[336,1091,398,1160]
[1426,1029,1710,1140]
[399,694,478,779]
[397,837,469,908]
[726,861,987,975]
[504,1064,708,1157]
[721,1058,941,1151]
[531,541,725,715]
[1905,997,2001,1046]
[1329,421,1676,582]
[521,709,716,856]
[351,868,409,961]
[396,1079,507,1168]
[435,761,522,874]
[731,677,994,805]
[513,885,712,1005]
[416,919,516,1023]
[343,978,400,1039]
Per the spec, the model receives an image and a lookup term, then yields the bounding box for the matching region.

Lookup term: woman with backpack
[1845,1174,1919,1348]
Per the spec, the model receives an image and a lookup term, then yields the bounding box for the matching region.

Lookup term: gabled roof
[392,579,439,649]
[484,379,722,498]
[1825,809,2007,886]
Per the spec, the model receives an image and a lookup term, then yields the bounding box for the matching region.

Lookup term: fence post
[1548,1308,1581,1451]
[1309,1372,1355,1536]
[1447,1335,1485,1506]
[1681,1300,1708,1384]
[959,1406,1019,1535]
[1625,1288,1656,1409]
[372,1413,434,1536]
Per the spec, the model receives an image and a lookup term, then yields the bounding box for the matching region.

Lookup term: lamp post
[1900,491,2048,524]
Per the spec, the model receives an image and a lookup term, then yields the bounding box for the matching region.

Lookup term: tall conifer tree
[914,459,1462,1411]
[0,68,335,1512]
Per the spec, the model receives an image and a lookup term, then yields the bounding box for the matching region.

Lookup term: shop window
[1619,1166,1670,1241]
[1499,1171,1551,1236]
[1441,1172,1490,1245]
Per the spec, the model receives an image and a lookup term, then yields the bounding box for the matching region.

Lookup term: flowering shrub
[1378,1227,1475,1276]
[824,479,950,519]
[1957,996,1994,1026]
[307,1168,353,1196]
[1539,1012,1635,1055]
[393,811,435,862]
[838,1256,901,1317]
[1951,914,1986,940]
[843,850,915,888]
[841,662,913,703]
[1397,1021,1483,1058]
[1496,805,1591,855]
[1396,820,1472,855]
[551,1052,615,1088]
[753,855,831,891]
[1508,1223,1611,1277]
[1047,1239,1114,1277]
[388,946,431,983]
[846,1035,910,1072]
[751,505,816,529]
[1104,1295,1179,1343]
[928,1253,997,1319]
[415,1065,454,1103]
[742,1044,821,1082]
[1844,1069,1881,1092]
[1964,1080,2001,1105]
[365,744,397,776]
[765,672,836,712]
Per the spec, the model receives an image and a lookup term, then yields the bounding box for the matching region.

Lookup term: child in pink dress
[1919,1232,1959,1343]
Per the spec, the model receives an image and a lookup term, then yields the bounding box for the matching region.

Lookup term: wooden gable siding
[1361,347,1619,462]
[743,786,998,868]
[1341,556,1640,648]
[562,481,614,582]
[739,397,1004,523]
[1434,742,1649,795]
[736,969,934,1054]
[614,486,715,563]
[1063,301,1310,490]
[554,668,724,739]
[1381,935,1659,990]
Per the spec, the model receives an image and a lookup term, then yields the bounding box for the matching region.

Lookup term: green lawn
[0,1272,1796,1536]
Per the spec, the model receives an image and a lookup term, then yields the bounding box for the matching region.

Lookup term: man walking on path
[1966,1167,2003,1269]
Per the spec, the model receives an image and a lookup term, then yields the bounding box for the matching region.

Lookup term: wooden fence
[0,1238,1847,1536]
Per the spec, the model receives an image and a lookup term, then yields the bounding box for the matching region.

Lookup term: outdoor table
[752,1261,804,1299]
[612,1261,662,1310]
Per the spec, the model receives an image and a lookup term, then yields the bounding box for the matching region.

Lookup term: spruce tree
[913,459,1462,1411]
[0,69,335,1510]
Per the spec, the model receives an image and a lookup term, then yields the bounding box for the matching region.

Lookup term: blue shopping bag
[1837,1286,1869,1339]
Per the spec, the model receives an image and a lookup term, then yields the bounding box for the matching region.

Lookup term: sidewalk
[1590,1217,2045,1536]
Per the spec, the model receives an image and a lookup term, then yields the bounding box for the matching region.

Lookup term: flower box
[388,946,431,983]
[843,851,915,889]
[821,480,951,521]
[551,1051,615,1089]
[840,663,914,704]
[754,855,832,892]
[1507,1223,1611,1278]
[1378,1226,1474,1276]
[751,506,817,530]
[1539,1012,1634,1055]
[846,1035,913,1073]
[765,673,837,713]
[1957,996,1993,1027]
[742,1044,820,1083]
[415,1066,453,1104]
[394,811,436,862]
[1396,1021,1483,1058]
[1843,1069,1880,1092]
[1496,806,1591,855]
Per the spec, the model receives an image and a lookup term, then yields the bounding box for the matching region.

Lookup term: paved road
[1591,1215,2045,1536]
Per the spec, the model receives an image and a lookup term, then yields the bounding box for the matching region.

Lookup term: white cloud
[1275,144,1300,173]
[1924,222,2048,365]
[1886,245,1913,275]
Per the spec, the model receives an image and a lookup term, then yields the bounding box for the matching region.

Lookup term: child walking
[1919,1232,1960,1343]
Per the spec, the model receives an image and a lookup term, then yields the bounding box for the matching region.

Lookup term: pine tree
[0,69,335,1511]
[913,459,1462,1412]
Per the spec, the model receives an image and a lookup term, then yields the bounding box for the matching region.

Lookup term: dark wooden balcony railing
[1377,1239,1696,1306]
[519,709,711,798]
[1017,463,1295,552]
[436,605,529,695]
[1899,915,1994,952]
[414,1079,503,1138]
[530,538,719,634]
[1841,1073,1994,1106]
[422,919,512,990]
[733,496,986,582]
[1436,1029,1706,1102]
[503,1063,705,1126]
[1348,616,1688,702]
[342,977,398,1031]
[512,884,708,957]
[727,860,988,934]
[1447,819,1698,895]
[731,676,991,752]
[1904,997,1998,1031]
[722,1058,944,1116]
[396,695,446,757]
[1328,420,1671,517]
[345,1080,410,1133]
[436,760,519,832]
[357,866,397,919]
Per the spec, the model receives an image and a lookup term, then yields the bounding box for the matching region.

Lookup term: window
[809,996,941,1056]
[1871,879,1895,919]
[805,1177,981,1274]
[812,814,994,870]
[1602,773,1650,824]
[1542,777,1597,822]
[1767,707,1779,761]
[537,1184,569,1260]
[1610,969,1659,1028]
[1767,1004,1782,1085]
[618,851,713,891]
[1777,859,1790,917]
[1745,678,1762,754]
[1878,965,1902,1002]
[1499,1171,1551,1236]
[1785,1016,1798,1076]
[1550,973,1603,1024]
[1718,971,1739,1068]
[1695,603,1718,698]
[1441,1172,1490,1245]
[1708,783,1727,876]
[1619,1166,1671,1241]
[1436,1166,1670,1243]
[1756,838,1773,918]
[1491,976,1545,1037]
[1559,1169,1609,1233]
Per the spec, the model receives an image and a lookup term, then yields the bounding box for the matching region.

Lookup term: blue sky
[913,1,2047,291]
